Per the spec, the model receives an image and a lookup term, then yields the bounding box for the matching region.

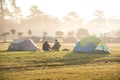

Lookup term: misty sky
[17,0,120,23]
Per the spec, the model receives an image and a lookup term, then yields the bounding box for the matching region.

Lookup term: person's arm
[48,44,51,49]
[58,42,61,46]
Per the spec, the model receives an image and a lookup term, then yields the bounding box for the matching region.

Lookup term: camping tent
[64,37,77,43]
[45,36,54,42]
[95,41,110,53]
[8,39,39,51]
[40,36,54,43]
[73,36,110,53]
[31,36,41,43]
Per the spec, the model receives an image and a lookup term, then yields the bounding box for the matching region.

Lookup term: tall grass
[0,43,120,80]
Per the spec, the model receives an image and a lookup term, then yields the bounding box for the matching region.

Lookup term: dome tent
[95,41,110,53]
[8,38,39,51]
[73,36,110,53]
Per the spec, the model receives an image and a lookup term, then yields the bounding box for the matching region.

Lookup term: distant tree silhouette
[28,5,60,28]
[10,29,16,40]
[10,0,22,22]
[64,12,79,23]
[10,29,16,34]
[63,12,83,26]
[0,0,22,23]
[0,0,6,21]
[55,31,64,37]
[17,32,23,37]
[1,32,9,42]
[0,0,22,34]
[28,5,43,22]
[27,29,32,37]
[0,0,12,24]
[12,7,22,23]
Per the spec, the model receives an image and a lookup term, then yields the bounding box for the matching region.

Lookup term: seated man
[42,41,51,51]
[52,39,61,51]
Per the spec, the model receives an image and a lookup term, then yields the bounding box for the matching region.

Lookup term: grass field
[0,43,120,80]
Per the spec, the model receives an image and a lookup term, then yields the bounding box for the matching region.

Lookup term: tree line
[0,28,90,42]
[1,28,120,43]
[0,0,120,43]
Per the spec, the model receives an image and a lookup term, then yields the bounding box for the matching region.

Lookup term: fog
[0,0,120,38]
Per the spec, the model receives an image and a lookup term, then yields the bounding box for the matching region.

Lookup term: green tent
[80,36,101,46]
[73,36,110,53]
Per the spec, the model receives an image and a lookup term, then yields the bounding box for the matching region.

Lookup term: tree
[55,31,64,37]
[9,0,22,23]
[11,7,22,23]
[64,12,79,23]
[0,0,22,23]
[27,29,32,37]
[1,32,9,42]
[0,0,5,20]
[0,0,9,32]
[29,5,43,21]
[10,29,16,34]
[76,28,89,39]
[63,12,83,26]
[9,0,16,8]
[0,0,22,33]
[10,29,16,40]
[62,12,83,32]
[0,0,12,23]
[27,5,45,24]
[17,32,23,37]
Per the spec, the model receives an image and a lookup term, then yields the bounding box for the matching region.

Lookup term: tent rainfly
[8,39,39,51]
[73,36,110,53]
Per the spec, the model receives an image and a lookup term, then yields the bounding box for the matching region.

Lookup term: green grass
[0,43,120,80]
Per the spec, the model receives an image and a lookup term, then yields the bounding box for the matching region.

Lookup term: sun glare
[16,0,120,21]
[15,0,120,35]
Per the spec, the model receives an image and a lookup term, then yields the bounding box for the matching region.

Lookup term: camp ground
[0,0,120,79]
[0,36,120,80]
[7,36,110,53]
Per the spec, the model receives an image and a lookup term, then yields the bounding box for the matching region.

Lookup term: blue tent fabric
[74,41,96,53]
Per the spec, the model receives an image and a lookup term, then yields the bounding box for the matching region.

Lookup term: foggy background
[0,0,120,43]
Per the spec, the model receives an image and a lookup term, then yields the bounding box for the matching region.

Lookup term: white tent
[8,39,39,51]
[95,41,110,53]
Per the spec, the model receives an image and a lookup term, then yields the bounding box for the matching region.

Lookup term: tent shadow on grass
[0,50,6,52]
[62,51,109,65]
[0,51,110,72]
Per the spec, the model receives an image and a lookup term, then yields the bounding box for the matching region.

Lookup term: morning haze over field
[0,0,120,37]
[0,0,120,80]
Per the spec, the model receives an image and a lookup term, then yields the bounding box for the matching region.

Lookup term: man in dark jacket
[52,39,61,51]
[42,41,51,51]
